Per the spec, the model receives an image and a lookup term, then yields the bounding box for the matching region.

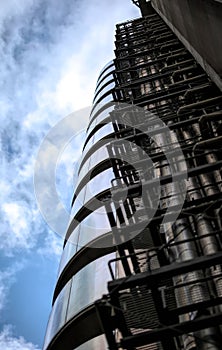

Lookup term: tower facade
[44,1,222,349]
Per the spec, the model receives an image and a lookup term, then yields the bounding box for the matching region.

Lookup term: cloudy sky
[0,0,139,349]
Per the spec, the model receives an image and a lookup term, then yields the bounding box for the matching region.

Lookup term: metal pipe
[199,111,222,139]
[177,96,222,116]
[156,130,206,350]
[193,136,222,165]
[178,128,222,349]
[193,136,222,196]
[183,133,220,255]
[160,59,194,73]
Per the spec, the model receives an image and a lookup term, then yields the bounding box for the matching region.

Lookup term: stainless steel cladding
[44,3,222,350]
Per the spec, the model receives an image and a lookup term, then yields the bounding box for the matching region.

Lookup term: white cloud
[0,0,139,256]
[37,230,62,258]
[0,0,139,264]
[0,325,40,350]
[0,202,38,255]
[0,0,35,23]
[0,263,24,312]
[0,0,140,346]
[2,203,29,238]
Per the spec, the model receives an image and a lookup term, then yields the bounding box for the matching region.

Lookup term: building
[43,1,222,349]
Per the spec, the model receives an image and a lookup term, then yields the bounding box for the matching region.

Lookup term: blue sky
[0,0,139,349]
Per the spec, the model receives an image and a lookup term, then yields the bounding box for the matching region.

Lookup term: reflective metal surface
[66,253,114,321]
[71,168,112,219]
[58,237,78,276]
[44,254,115,350]
[90,101,114,120]
[95,92,114,106]
[71,185,86,218]
[95,70,115,93]
[76,144,110,187]
[88,104,114,128]
[93,82,115,104]
[97,64,115,84]
[43,280,72,350]
[97,61,114,83]
[83,122,114,161]
[45,7,222,349]
[75,335,107,350]
[76,207,111,250]
[58,207,111,278]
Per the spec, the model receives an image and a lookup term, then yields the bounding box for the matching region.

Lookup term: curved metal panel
[75,335,107,350]
[84,168,112,204]
[58,236,79,276]
[97,61,114,83]
[95,71,115,93]
[93,81,115,104]
[87,105,114,132]
[71,186,86,219]
[96,91,115,105]
[44,60,117,350]
[44,304,103,350]
[83,122,114,161]
[76,144,110,188]
[97,64,115,84]
[71,168,112,219]
[43,279,72,350]
[58,206,111,278]
[90,101,114,121]
[66,253,115,322]
[76,206,111,250]
[44,254,115,350]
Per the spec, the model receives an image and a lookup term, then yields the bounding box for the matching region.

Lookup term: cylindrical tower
[43,61,122,350]
[44,2,222,350]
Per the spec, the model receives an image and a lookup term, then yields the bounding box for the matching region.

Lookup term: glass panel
[98,63,115,82]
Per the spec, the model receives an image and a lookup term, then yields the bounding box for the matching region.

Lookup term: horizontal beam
[121,312,222,348]
[108,252,222,292]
